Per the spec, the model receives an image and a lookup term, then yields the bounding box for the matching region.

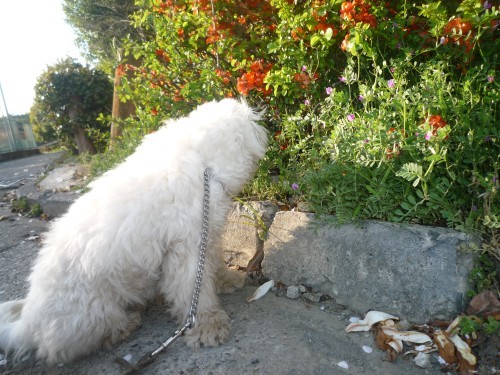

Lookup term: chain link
[186,167,212,327]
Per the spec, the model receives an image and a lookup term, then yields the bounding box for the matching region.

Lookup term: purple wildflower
[347,114,355,122]
[291,183,299,191]
[425,132,432,141]
[302,65,307,72]
[339,76,346,83]
[487,76,494,83]
[358,95,364,101]
[388,79,395,88]
[326,87,333,95]
[484,1,492,9]
[304,99,310,105]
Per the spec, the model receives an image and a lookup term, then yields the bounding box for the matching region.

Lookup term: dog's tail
[0,299,33,359]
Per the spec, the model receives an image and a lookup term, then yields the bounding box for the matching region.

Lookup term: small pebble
[396,319,412,331]
[303,292,321,303]
[0,359,7,366]
[286,285,301,299]
[414,352,430,368]
[298,285,306,293]
[123,354,133,362]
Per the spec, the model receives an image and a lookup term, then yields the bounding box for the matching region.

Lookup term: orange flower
[340,0,376,28]
[237,59,272,96]
[274,131,288,150]
[291,27,305,41]
[444,18,473,35]
[386,143,400,159]
[116,64,125,78]
[442,18,475,52]
[427,115,447,135]
[293,72,318,88]
[341,33,351,51]
[315,23,339,35]
[215,69,231,85]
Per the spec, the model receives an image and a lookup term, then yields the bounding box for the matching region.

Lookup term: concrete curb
[262,211,478,323]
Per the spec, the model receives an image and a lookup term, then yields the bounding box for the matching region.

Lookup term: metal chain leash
[186,167,212,327]
[116,168,212,374]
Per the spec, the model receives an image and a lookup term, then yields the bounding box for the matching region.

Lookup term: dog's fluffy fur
[0,99,268,364]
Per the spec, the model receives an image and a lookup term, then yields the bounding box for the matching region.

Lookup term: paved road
[0,152,64,190]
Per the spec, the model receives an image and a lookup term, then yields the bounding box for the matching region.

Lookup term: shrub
[118,0,498,244]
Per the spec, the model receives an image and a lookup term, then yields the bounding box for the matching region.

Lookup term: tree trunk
[73,126,97,155]
[68,95,97,155]
[110,51,140,150]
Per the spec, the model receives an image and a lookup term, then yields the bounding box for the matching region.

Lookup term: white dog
[0,98,268,364]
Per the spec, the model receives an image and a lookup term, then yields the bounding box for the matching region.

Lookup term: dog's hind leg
[160,243,231,348]
[214,252,245,294]
[101,309,143,350]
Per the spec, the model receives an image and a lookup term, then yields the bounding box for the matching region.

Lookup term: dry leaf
[449,334,477,373]
[433,330,457,364]
[466,290,500,317]
[345,311,399,332]
[246,280,274,303]
[381,328,433,344]
[445,316,461,334]
[375,326,401,362]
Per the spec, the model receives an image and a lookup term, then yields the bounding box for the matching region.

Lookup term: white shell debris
[362,345,373,353]
[345,311,399,332]
[381,328,433,344]
[246,280,274,303]
[437,356,448,365]
[337,360,349,369]
[123,354,133,363]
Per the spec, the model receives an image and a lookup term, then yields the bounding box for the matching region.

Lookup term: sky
[0,0,83,116]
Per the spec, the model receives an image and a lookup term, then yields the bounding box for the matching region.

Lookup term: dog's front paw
[184,310,230,347]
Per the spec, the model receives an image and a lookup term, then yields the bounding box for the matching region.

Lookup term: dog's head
[189,98,269,194]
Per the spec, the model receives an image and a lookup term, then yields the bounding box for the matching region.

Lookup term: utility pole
[0,82,17,152]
